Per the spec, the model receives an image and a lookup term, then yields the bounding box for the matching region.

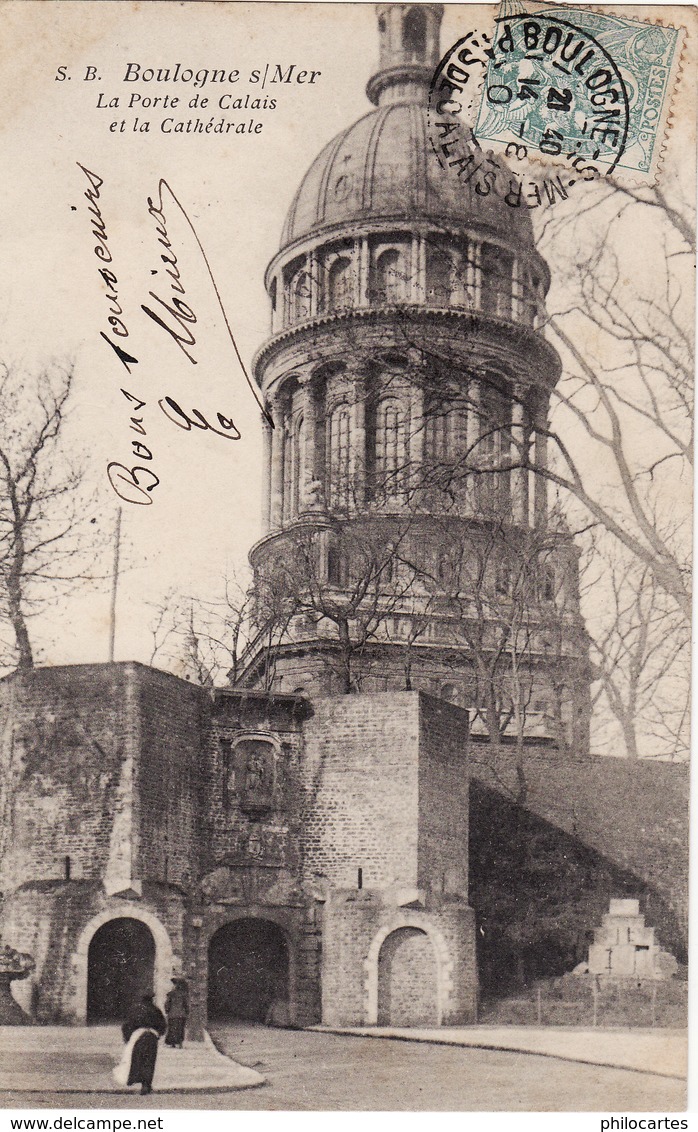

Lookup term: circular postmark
[427,12,631,208]
[480,15,630,174]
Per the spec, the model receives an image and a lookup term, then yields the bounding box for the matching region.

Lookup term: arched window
[327,542,347,586]
[373,249,404,305]
[425,402,455,463]
[495,561,511,596]
[327,256,353,311]
[518,265,540,326]
[403,7,427,60]
[437,548,454,587]
[478,379,511,511]
[327,402,351,507]
[375,398,407,498]
[480,244,514,319]
[426,244,452,307]
[541,563,556,603]
[290,270,311,323]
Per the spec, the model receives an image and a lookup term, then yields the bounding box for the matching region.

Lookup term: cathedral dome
[280,103,535,249]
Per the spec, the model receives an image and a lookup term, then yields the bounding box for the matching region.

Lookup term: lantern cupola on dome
[366,3,444,106]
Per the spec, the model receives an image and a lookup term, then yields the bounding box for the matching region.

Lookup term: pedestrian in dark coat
[120,994,167,1095]
[164,977,189,1048]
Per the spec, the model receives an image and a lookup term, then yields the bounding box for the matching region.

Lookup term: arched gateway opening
[87,918,155,1023]
[208,919,289,1022]
[377,927,438,1026]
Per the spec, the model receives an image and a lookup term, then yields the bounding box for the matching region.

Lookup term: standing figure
[164,977,189,1048]
[116,993,167,1095]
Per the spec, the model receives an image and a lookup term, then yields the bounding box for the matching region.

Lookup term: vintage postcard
[0,0,693,1117]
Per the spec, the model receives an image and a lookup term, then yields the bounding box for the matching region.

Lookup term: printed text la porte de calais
[55,62,324,135]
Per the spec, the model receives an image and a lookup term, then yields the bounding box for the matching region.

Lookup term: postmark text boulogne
[428,4,683,199]
[475,7,682,182]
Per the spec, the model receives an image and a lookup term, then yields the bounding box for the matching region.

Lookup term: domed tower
[244,4,590,754]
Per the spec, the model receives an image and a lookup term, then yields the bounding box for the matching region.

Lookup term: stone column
[464,379,480,514]
[350,365,367,507]
[411,234,422,302]
[409,383,424,498]
[419,234,427,299]
[309,250,320,316]
[270,274,279,335]
[261,414,273,533]
[269,397,285,529]
[511,257,520,322]
[510,388,529,526]
[358,237,370,306]
[299,375,319,511]
[533,425,548,526]
[469,241,482,311]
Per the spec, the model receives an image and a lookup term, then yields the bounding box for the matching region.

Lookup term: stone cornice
[254,306,561,393]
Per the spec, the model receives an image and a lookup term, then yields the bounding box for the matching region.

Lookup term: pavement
[0,1026,265,1094]
[0,1022,686,1101]
[314,1025,687,1080]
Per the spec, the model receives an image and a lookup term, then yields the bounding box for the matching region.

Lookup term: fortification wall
[301,693,421,889]
[470,744,688,935]
[468,743,689,985]
[0,665,133,893]
[136,666,207,889]
[418,694,470,897]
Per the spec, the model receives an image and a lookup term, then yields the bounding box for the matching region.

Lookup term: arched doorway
[377,927,438,1026]
[208,919,289,1022]
[87,917,155,1023]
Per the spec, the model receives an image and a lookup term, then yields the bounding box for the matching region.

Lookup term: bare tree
[148,572,254,687]
[0,361,100,670]
[586,541,690,761]
[537,182,694,621]
[398,513,583,801]
[253,521,420,694]
[356,182,694,623]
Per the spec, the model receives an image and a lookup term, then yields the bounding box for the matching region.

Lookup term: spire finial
[366,4,444,107]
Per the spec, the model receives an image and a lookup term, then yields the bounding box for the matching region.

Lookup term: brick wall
[418,695,469,897]
[469,744,689,938]
[0,664,201,1022]
[301,693,421,888]
[469,744,689,991]
[321,893,477,1026]
[0,663,207,895]
[0,665,132,891]
[320,891,383,1024]
[135,666,207,889]
[377,926,438,1024]
[202,692,308,882]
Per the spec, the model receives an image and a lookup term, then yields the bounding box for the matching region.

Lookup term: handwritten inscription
[77,163,156,505]
[143,177,271,431]
[77,164,268,507]
[159,396,242,441]
[107,390,160,507]
[75,163,139,372]
[144,184,198,364]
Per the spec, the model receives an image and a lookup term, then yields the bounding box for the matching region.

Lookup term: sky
[0,1,693,757]
[0,0,390,665]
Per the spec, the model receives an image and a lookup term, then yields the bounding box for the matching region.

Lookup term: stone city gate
[207,917,291,1024]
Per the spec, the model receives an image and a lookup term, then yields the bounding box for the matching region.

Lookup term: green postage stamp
[474,6,684,183]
